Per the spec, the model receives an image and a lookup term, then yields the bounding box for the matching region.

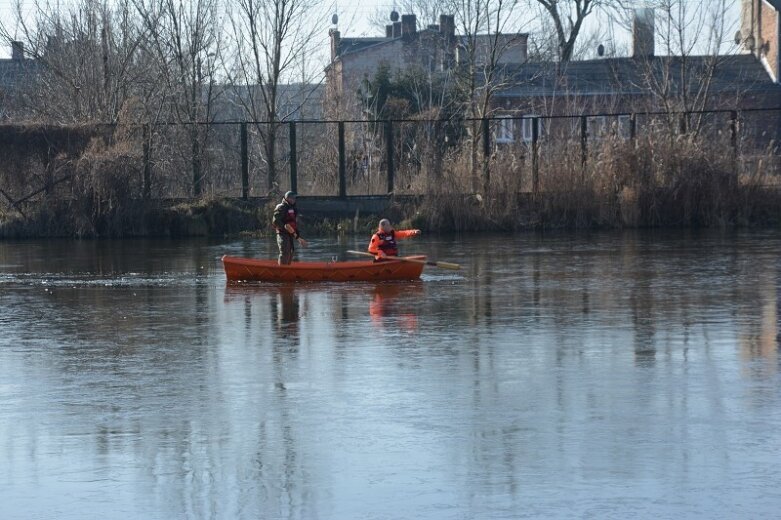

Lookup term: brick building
[325,8,781,147]
[741,0,781,82]
[490,7,781,145]
[324,13,528,120]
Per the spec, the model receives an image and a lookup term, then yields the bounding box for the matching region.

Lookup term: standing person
[367,218,421,260]
[272,191,307,265]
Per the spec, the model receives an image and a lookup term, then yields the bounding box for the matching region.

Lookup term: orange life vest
[370,230,398,256]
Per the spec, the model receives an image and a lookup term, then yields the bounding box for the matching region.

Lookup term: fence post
[142,124,151,199]
[629,113,637,144]
[580,116,588,179]
[240,123,249,199]
[482,117,490,191]
[289,121,297,194]
[679,112,688,134]
[730,110,739,181]
[729,110,738,153]
[338,121,346,198]
[532,117,540,197]
[385,120,395,194]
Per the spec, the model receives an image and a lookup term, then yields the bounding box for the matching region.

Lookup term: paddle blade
[434,261,461,270]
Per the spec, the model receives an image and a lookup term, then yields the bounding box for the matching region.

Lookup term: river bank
[2,187,781,239]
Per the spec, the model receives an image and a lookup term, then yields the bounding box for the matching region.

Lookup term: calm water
[1,232,780,519]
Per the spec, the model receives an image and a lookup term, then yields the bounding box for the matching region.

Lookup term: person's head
[378,218,392,233]
[284,191,297,204]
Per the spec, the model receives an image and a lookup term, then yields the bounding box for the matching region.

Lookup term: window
[495,117,515,144]
[521,116,543,143]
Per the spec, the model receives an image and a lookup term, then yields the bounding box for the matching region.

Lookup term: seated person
[368,218,421,260]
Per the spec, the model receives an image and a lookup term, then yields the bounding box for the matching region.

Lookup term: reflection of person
[277,285,299,324]
[369,283,421,332]
[272,191,308,265]
[275,285,300,339]
[367,218,421,260]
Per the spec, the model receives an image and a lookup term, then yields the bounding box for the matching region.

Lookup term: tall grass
[409,129,781,231]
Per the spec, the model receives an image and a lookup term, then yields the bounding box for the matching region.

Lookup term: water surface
[1,232,780,519]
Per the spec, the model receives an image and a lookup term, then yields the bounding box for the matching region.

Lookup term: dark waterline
[1,231,780,519]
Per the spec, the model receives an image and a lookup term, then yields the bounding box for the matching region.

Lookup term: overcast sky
[0,0,742,64]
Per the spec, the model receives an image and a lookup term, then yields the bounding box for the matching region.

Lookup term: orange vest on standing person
[272,199,299,237]
[368,229,418,257]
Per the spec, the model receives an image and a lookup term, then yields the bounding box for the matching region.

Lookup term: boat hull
[222,255,426,282]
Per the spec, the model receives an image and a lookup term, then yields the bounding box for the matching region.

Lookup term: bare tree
[635,0,739,135]
[0,0,155,123]
[225,0,324,193]
[448,0,527,192]
[529,0,609,61]
[134,0,222,196]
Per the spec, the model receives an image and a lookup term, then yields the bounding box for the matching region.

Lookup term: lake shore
[2,188,781,239]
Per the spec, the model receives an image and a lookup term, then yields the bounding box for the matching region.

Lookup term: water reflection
[1,232,781,519]
[369,282,423,331]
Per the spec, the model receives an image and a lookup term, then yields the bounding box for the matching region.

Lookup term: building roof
[337,29,530,60]
[338,37,394,57]
[495,54,781,99]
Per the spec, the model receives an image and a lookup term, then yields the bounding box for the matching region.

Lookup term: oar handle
[346,250,460,270]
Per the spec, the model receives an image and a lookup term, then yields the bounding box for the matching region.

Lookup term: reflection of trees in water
[739,265,780,378]
[181,283,314,517]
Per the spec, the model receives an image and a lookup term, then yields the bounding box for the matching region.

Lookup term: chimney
[11,41,24,61]
[401,14,417,40]
[386,25,393,38]
[329,29,341,60]
[440,14,455,43]
[392,21,402,38]
[632,8,655,59]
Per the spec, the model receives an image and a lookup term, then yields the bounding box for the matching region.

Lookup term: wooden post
[532,117,540,197]
[679,112,688,134]
[629,113,637,144]
[385,120,395,194]
[142,124,151,199]
[240,122,249,199]
[289,121,297,194]
[338,121,346,198]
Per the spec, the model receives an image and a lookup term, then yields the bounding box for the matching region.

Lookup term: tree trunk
[191,130,202,196]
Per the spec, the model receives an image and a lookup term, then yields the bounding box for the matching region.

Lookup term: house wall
[325,39,408,120]
[742,0,780,81]
[760,0,779,81]
[472,34,528,67]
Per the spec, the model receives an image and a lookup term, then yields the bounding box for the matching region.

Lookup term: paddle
[347,250,461,270]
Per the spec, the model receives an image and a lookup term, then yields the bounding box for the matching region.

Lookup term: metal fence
[1,107,780,209]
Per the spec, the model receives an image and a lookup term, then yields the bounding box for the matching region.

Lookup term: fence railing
[1,107,780,209]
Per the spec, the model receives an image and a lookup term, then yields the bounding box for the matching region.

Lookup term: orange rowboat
[222,255,426,282]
